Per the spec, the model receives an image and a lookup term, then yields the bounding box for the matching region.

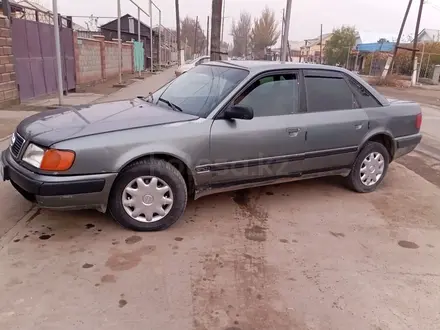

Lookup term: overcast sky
[42,0,440,43]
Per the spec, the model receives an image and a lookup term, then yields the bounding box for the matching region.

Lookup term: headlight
[22,143,75,171]
[22,143,45,168]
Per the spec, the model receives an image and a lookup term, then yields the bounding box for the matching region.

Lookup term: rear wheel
[108,159,187,231]
[346,142,390,193]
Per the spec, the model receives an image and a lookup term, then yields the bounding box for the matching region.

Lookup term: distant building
[415,28,440,43]
[300,33,333,63]
[100,14,159,67]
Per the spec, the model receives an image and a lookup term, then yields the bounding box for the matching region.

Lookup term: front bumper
[1,148,117,211]
[394,133,422,159]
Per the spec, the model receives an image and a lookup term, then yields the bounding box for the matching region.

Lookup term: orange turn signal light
[40,149,75,171]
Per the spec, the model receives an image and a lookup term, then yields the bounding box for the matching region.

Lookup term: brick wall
[74,33,134,87]
[122,43,133,72]
[0,16,18,105]
[104,41,119,77]
[76,37,102,85]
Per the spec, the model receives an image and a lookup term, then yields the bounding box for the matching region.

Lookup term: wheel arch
[360,130,396,161]
[117,152,196,198]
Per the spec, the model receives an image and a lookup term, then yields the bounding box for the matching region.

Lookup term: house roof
[417,28,440,42]
[16,0,49,12]
[289,40,304,51]
[0,0,25,11]
[356,42,395,53]
[15,0,86,30]
[303,33,333,47]
[101,14,158,37]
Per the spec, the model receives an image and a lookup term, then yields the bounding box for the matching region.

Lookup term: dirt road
[1,72,440,330]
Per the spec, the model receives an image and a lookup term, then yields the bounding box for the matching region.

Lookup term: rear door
[301,69,369,171]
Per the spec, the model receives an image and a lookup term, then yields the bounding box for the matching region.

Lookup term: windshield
[186,56,205,64]
[152,65,249,117]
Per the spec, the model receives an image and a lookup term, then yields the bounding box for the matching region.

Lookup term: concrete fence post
[93,35,106,80]
[0,15,18,105]
[73,31,80,85]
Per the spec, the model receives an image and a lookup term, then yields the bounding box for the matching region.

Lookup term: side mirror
[224,105,254,120]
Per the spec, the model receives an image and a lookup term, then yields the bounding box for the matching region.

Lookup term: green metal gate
[133,41,145,72]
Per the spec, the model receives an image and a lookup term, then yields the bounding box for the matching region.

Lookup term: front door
[209,70,306,186]
[301,69,369,171]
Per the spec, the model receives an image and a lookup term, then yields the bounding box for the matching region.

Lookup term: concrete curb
[0,134,11,142]
[0,206,39,252]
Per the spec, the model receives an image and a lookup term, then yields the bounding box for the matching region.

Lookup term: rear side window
[305,76,357,112]
[346,76,382,108]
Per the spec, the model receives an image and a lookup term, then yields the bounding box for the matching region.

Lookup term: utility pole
[194,16,198,57]
[221,0,225,43]
[158,10,162,70]
[210,0,223,61]
[387,0,413,77]
[346,45,351,69]
[280,0,292,62]
[149,0,153,72]
[175,0,181,66]
[53,0,64,104]
[137,7,141,77]
[411,0,424,70]
[206,16,210,55]
[320,24,323,64]
[281,8,285,60]
[417,41,425,82]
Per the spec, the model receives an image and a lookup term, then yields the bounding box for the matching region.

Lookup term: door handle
[287,127,301,137]
[354,123,363,130]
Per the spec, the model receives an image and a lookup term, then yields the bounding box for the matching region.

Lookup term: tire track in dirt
[190,189,300,330]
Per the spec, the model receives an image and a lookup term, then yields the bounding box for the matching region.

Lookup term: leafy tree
[231,11,252,57]
[180,16,207,56]
[250,7,280,59]
[324,26,357,66]
[377,38,390,44]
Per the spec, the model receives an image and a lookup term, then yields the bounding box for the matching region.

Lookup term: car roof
[202,60,390,107]
[204,60,350,73]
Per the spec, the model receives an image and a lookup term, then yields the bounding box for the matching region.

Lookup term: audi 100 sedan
[1,61,422,231]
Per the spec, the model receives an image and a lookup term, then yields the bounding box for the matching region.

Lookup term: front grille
[10,133,25,158]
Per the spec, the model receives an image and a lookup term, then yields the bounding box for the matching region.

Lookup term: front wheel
[108,159,188,231]
[346,142,390,193]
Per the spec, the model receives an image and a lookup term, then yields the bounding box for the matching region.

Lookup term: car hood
[17,98,198,146]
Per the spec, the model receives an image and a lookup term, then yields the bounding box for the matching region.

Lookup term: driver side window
[234,72,299,117]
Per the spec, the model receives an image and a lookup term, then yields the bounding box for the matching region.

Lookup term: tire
[108,158,188,231]
[346,141,390,193]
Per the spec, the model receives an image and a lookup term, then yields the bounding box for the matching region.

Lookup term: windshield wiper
[158,97,183,112]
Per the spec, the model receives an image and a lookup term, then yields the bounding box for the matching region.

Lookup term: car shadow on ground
[10,175,349,244]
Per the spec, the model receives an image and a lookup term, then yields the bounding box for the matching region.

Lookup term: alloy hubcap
[122,176,173,223]
[360,152,385,186]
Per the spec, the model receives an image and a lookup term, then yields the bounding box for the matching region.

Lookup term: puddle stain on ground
[118,299,127,308]
[398,240,419,249]
[279,239,289,243]
[39,234,54,240]
[125,235,142,245]
[101,274,117,283]
[233,190,251,206]
[329,231,345,238]
[105,245,156,271]
[175,237,184,242]
[245,225,266,242]
[82,263,94,269]
[85,223,95,229]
